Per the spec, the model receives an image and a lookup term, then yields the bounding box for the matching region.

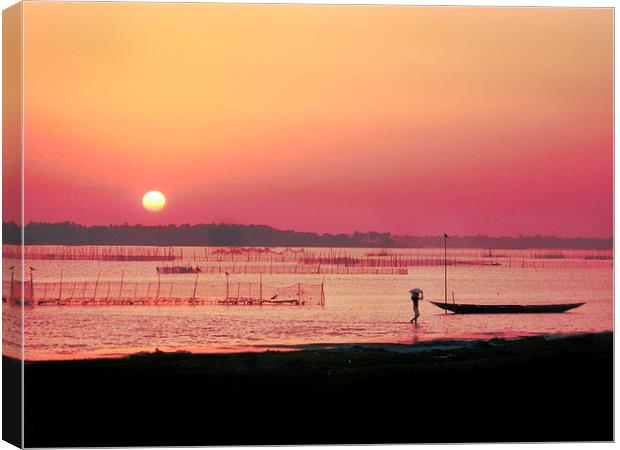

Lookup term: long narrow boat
[430,301,585,314]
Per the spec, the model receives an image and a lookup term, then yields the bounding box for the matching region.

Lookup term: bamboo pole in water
[192,271,199,301]
[156,268,161,300]
[119,270,125,301]
[9,267,14,304]
[29,267,35,304]
[225,272,230,300]
[93,271,101,302]
[58,268,63,303]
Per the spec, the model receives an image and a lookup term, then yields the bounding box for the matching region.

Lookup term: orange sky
[18,3,613,237]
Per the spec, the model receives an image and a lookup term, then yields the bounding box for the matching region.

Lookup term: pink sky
[13,4,613,237]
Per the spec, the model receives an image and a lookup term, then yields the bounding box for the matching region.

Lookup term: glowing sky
[19,3,612,237]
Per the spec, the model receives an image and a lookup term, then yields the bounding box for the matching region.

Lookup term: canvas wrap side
[2,2,24,448]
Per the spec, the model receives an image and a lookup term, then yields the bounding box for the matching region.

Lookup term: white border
[0,1,615,449]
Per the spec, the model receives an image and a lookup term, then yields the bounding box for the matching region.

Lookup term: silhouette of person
[409,288,423,323]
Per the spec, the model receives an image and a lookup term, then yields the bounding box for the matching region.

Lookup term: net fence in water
[2,279,326,307]
[5,244,612,270]
[171,264,408,275]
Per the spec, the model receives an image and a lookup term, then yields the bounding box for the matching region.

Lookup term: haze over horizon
[5,4,612,238]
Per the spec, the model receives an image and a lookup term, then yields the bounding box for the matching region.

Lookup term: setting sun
[142,191,166,212]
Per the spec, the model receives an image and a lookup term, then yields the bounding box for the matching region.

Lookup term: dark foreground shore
[15,332,613,447]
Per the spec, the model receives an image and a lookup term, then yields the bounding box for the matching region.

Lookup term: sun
[142,191,166,212]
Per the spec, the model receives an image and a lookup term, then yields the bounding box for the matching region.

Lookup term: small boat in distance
[430,301,585,315]
[156,265,201,274]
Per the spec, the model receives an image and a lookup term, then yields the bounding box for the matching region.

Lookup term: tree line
[1,221,612,249]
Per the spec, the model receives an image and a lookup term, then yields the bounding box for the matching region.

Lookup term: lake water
[2,246,613,360]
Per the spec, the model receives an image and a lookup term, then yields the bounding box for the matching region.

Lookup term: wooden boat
[431,235,585,315]
[430,301,585,314]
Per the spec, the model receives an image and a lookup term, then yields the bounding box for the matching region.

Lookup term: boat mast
[444,234,449,311]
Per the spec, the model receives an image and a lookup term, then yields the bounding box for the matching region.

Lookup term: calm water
[3,246,613,360]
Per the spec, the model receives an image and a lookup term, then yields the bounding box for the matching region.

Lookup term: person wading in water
[409,288,423,323]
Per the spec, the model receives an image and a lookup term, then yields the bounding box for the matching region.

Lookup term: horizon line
[5,221,614,241]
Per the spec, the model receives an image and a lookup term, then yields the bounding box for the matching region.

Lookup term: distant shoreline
[19,331,612,446]
[3,221,613,248]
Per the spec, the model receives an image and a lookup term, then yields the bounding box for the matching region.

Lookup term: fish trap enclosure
[4,244,177,261]
[2,279,326,307]
[7,245,613,270]
[157,264,408,275]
